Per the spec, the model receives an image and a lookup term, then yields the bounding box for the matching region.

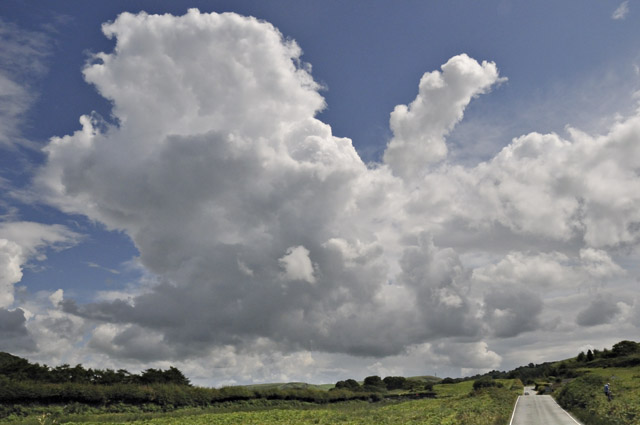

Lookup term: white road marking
[509,395,521,425]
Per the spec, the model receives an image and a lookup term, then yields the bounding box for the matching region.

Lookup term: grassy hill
[243,382,334,392]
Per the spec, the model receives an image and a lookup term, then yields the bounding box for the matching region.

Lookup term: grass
[0,379,521,425]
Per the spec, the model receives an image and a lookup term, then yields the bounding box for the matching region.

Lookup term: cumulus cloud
[413,116,640,248]
[0,238,23,308]
[31,9,640,376]
[23,296,88,362]
[0,222,81,357]
[279,246,316,284]
[384,54,504,181]
[0,221,80,308]
[433,341,502,371]
[472,249,625,290]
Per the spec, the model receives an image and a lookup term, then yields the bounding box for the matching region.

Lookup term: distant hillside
[242,375,441,393]
[243,382,334,392]
[408,375,441,384]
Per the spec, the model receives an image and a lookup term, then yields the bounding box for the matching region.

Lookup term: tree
[612,340,640,357]
[586,349,594,361]
[363,375,385,391]
[164,366,191,386]
[577,351,586,362]
[382,376,406,390]
[334,379,360,391]
[473,377,503,390]
[140,367,190,385]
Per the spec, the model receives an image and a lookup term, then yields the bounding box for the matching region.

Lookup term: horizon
[1,0,639,387]
[4,338,632,386]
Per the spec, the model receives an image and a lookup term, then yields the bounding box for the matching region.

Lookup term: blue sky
[1,0,639,386]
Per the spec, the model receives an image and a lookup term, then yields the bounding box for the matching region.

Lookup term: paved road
[509,386,583,425]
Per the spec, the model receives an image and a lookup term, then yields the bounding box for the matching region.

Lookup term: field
[0,380,522,425]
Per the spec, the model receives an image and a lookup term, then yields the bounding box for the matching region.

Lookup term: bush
[362,376,386,392]
[556,373,605,410]
[333,379,360,391]
[383,376,406,390]
[472,378,503,391]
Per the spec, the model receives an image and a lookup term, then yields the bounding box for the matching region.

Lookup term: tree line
[0,352,395,416]
[333,375,433,393]
[0,352,190,386]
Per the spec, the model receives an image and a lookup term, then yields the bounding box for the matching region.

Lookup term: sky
[0,0,639,387]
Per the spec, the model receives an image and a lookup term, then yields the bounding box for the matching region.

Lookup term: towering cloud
[384,54,503,181]
[33,9,640,376]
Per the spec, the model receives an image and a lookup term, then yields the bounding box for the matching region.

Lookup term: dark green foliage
[362,375,385,392]
[382,376,406,390]
[333,378,360,391]
[140,367,191,386]
[0,351,190,386]
[587,349,595,361]
[472,378,504,391]
[556,373,605,410]
[577,351,586,362]
[612,340,640,357]
[0,352,50,381]
[363,375,382,386]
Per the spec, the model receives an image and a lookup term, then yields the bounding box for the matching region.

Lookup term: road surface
[509,386,583,425]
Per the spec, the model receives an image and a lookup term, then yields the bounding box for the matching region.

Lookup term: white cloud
[472,249,625,290]
[612,1,630,20]
[0,222,81,357]
[279,245,316,283]
[0,222,80,308]
[434,341,502,371]
[49,289,64,306]
[384,54,505,181]
[0,239,23,308]
[30,9,640,380]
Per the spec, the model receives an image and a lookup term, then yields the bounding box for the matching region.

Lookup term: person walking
[604,382,612,401]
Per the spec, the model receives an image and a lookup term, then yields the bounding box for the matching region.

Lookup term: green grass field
[1,379,522,425]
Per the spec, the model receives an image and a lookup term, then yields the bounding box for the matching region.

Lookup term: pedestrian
[604,382,612,401]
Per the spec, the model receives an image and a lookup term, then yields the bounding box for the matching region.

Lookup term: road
[509,386,583,425]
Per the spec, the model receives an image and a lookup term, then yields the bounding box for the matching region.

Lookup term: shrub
[333,379,360,391]
[472,378,503,391]
[383,376,406,390]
